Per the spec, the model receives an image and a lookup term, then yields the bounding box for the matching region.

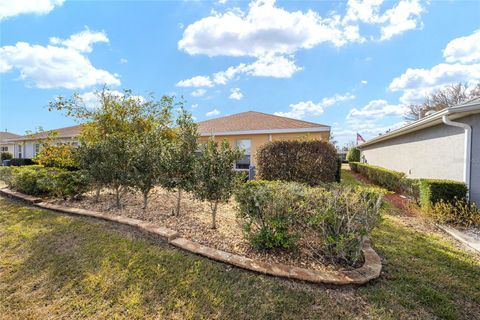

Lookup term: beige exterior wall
[199,131,329,166]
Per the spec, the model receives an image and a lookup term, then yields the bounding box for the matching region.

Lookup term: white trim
[358,102,480,148]
[442,115,472,201]
[199,127,330,137]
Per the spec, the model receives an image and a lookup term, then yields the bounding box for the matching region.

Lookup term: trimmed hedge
[418,179,467,208]
[256,140,338,186]
[235,180,384,264]
[10,158,36,166]
[346,147,360,162]
[1,152,12,161]
[349,162,467,209]
[0,165,89,198]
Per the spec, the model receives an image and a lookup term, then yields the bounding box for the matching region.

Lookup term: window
[0,146,8,152]
[17,145,22,158]
[34,144,40,156]
[235,139,251,170]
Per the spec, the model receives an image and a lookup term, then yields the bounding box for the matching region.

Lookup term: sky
[1,0,479,147]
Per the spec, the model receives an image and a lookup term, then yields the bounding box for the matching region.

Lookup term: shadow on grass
[1,197,479,319]
[362,215,480,320]
[0,198,364,320]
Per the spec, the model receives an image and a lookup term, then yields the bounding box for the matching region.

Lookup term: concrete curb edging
[0,187,382,285]
[437,224,480,254]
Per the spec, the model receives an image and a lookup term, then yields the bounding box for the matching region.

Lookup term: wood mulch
[48,187,344,272]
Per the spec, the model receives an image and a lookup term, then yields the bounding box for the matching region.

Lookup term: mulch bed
[48,187,345,272]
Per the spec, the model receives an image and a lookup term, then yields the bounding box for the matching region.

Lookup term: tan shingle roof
[197,111,329,135]
[7,125,83,141]
[0,131,21,143]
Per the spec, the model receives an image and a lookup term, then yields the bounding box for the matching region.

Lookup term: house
[5,125,82,159]
[0,131,21,154]
[197,111,330,169]
[358,98,480,204]
[5,111,331,170]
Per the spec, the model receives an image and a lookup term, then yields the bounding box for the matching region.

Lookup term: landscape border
[0,187,382,285]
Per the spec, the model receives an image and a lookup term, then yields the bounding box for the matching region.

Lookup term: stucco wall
[360,114,480,204]
[199,131,329,166]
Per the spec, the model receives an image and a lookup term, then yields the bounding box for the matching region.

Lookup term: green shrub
[355,163,407,192]
[304,185,384,264]
[235,180,304,250]
[346,147,360,162]
[0,165,90,198]
[427,200,480,227]
[349,161,359,172]
[418,179,467,209]
[256,140,338,186]
[1,152,12,161]
[235,180,384,264]
[10,158,35,166]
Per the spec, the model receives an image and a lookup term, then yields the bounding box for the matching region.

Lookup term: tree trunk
[94,187,101,203]
[211,201,218,229]
[115,186,121,208]
[175,188,182,216]
[142,191,149,211]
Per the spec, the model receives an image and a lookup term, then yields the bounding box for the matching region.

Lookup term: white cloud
[389,63,480,104]
[191,104,198,109]
[176,75,213,87]
[275,93,355,119]
[443,29,480,64]
[191,88,206,97]
[347,99,407,121]
[120,58,128,64]
[361,80,368,84]
[50,28,109,53]
[179,54,301,89]
[229,88,243,100]
[0,31,120,89]
[0,0,64,21]
[78,90,144,109]
[206,109,220,116]
[344,0,424,41]
[178,0,364,58]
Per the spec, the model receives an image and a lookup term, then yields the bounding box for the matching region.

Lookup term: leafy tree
[405,83,480,121]
[50,87,175,208]
[162,107,199,215]
[34,132,78,169]
[194,139,243,229]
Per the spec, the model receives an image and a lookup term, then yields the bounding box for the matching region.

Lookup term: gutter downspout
[442,115,472,201]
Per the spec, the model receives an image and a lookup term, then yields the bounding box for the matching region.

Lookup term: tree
[162,107,199,215]
[405,83,480,121]
[193,139,243,229]
[130,129,171,210]
[50,87,175,208]
[34,132,78,169]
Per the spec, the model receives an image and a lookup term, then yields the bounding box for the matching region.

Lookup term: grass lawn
[0,170,479,319]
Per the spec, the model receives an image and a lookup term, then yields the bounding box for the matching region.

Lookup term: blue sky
[1,0,479,146]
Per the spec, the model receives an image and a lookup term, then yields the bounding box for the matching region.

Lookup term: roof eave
[199,126,330,137]
[358,103,480,148]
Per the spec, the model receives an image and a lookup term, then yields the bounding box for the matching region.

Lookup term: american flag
[356,133,366,144]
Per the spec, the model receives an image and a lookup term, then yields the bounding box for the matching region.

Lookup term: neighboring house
[197,111,330,170]
[337,150,348,163]
[5,125,82,159]
[358,98,480,204]
[5,111,331,170]
[0,131,21,154]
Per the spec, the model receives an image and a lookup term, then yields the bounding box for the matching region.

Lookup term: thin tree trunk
[211,201,218,229]
[94,187,101,203]
[115,185,121,208]
[175,188,182,216]
[142,191,149,211]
